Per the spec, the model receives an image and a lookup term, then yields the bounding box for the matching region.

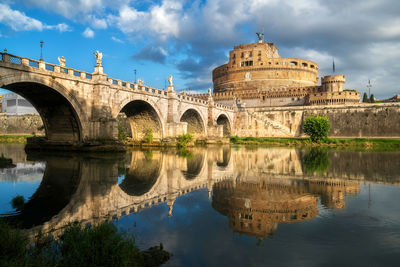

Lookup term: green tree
[303,115,330,142]
[362,92,369,103]
[369,94,376,103]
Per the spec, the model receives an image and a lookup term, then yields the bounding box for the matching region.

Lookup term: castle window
[232,53,236,58]
[269,62,272,65]
[241,52,244,58]
[310,64,314,68]
[302,62,308,67]
[290,61,298,66]
[249,51,253,57]
[233,60,236,64]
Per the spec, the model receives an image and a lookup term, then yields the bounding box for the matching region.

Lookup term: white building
[1,93,38,115]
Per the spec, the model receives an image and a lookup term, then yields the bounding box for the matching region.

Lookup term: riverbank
[229,136,400,151]
[0,220,170,266]
[2,134,399,151]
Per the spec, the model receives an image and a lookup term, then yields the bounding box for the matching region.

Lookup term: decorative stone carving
[58,56,66,67]
[94,50,103,66]
[168,75,173,86]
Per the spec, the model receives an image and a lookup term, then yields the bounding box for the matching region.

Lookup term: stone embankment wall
[235,103,400,138]
[0,114,44,135]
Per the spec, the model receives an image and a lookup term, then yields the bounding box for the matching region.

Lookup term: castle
[194,35,360,107]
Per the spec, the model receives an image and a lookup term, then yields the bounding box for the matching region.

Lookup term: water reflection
[1,146,399,240]
[212,177,360,239]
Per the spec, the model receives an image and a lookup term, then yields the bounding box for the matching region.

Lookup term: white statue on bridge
[208,87,212,96]
[58,56,66,67]
[168,75,173,86]
[94,50,103,66]
[138,78,143,86]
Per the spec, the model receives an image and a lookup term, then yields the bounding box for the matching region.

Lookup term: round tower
[321,75,346,93]
[212,41,319,93]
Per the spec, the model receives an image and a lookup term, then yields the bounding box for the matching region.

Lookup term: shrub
[229,136,239,143]
[143,128,154,143]
[0,221,170,266]
[177,134,193,148]
[303,115,330,142]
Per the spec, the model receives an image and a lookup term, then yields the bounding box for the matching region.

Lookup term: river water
[1,144,400,266]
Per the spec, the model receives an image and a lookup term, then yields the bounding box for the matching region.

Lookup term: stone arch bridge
[0,52,234,148]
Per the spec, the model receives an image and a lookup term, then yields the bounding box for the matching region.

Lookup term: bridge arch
[119,150,163,196]
[216,113,232,137]
[180,108,206,137]
[118,99,164,140]
[0,73,87,142]
[181,151,206,180]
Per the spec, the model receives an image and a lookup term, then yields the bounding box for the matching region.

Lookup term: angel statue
[208,87,212,96]
[94,50,103,66]
[256,32,264,42]
[58,56,66,67]
[168,75,173,86]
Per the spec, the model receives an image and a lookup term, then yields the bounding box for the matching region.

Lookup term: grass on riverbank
[229,136,400,151]
[0,135,33,144]
[0,220,170,266]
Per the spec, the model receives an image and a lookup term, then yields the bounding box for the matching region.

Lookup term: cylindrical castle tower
[212,41,319,93]
[321,75,346,92]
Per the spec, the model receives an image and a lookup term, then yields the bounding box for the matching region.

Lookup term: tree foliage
[303,115,330,142]
[362,92,369,103]
[369,94,376,103]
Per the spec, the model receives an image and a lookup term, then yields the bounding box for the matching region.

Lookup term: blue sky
[1,0,400,98]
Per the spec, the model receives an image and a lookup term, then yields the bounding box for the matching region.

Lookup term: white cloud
[111,36,124,43]
[83,27,95,38]
[0,3,43,31]
[90,15,108,29]
[0,4,72,33]
[45,23,72,32]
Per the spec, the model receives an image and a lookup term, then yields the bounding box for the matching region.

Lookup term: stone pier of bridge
[0,52,234,149]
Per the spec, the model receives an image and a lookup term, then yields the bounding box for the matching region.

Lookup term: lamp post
[40,40,44,61]
[367,80,372,98]
[134,69,136,83]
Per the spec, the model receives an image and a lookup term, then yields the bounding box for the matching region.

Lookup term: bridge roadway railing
[0,52,234,111]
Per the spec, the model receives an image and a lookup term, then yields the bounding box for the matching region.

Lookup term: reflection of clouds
[0,162,45,182]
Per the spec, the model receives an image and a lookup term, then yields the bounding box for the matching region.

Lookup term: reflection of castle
[212,177,360,239]
[193,37,360,107]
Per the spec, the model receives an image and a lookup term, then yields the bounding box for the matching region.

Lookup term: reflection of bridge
[0,52,234,148]
[11,148,233,237]
[5,147,400,239]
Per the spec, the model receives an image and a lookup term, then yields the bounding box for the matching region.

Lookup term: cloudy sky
[0,0,399,98]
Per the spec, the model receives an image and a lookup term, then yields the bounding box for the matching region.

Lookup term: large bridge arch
[115,98,164,140]
[180,108,206,137]
[0,73,87,142]
[216,113,232,137]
